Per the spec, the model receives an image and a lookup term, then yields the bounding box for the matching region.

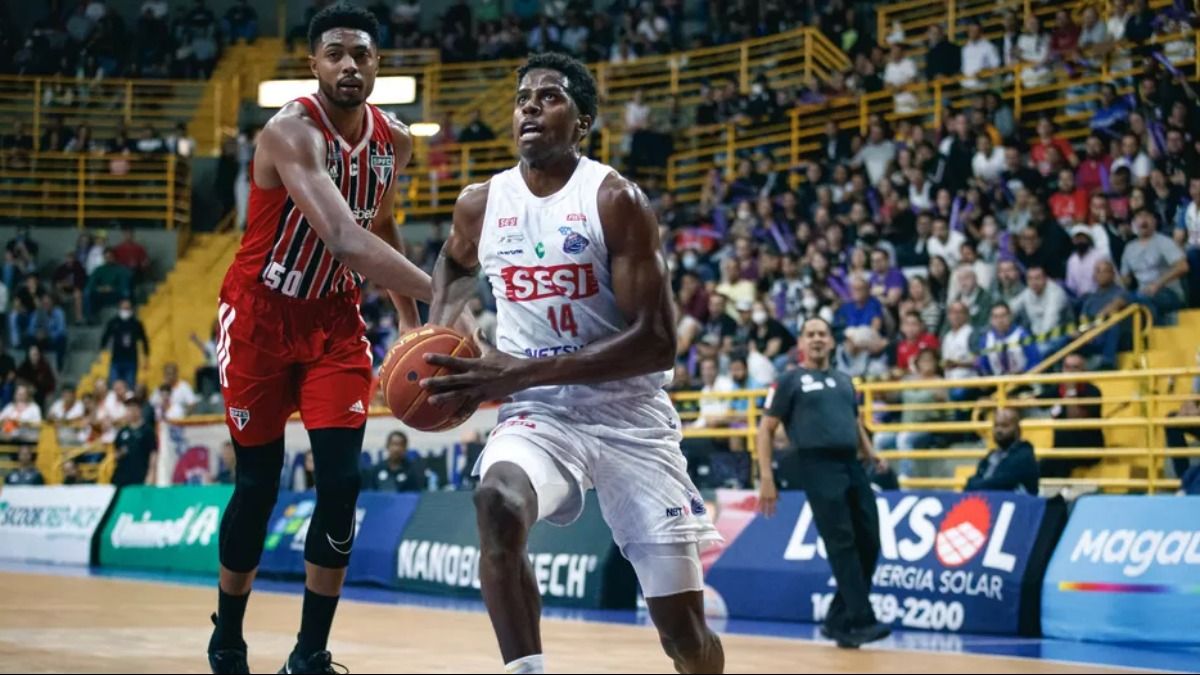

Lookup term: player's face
[311,28,378,109]
[514,69,590,162]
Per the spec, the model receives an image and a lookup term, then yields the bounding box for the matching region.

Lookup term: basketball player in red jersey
[206,4,427,674]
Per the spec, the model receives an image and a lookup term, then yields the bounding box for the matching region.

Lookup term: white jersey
[478,156,670,406]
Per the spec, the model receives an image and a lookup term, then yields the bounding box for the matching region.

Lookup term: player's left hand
[421,328,526,407]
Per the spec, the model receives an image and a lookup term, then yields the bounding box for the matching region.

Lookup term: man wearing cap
[1066,224,1111,297]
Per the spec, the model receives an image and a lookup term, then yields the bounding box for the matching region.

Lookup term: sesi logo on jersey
[500,264,599,302]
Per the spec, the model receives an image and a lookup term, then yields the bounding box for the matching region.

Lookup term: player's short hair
[309,2,380,53]
[517,52,598,120]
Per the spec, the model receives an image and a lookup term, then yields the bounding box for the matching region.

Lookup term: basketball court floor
[0,563,1194,673]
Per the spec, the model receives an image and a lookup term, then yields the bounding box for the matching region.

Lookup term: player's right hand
[758,480,779,518]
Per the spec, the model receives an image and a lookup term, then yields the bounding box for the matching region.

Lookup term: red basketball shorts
[215,283,373,446]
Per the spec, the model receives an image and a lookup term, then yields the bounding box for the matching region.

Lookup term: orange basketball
[379,326,481,431]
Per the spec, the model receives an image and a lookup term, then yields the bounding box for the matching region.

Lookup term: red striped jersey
[226,95,397,301]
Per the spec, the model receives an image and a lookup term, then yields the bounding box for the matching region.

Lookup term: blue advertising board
[261,491,419,586]
[706,491,1056,635]
[1042,495,1200,644]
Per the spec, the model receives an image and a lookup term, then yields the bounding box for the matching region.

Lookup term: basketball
[379,325,481,431]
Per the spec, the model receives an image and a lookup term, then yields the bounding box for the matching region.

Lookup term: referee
[756,317,891,649]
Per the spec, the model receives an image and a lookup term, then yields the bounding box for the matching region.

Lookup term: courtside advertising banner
[395,491,638,609]
[0,486,116,565]
[1042,495,1200,643]
[260,491,419,586]
[98,485,232,574]
[706,491,1058,635]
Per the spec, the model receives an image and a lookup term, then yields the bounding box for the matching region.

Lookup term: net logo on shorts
[935,496,991,567]
[500,263,599,302]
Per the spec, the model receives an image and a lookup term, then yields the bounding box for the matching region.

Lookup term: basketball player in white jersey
[423,52,724,674]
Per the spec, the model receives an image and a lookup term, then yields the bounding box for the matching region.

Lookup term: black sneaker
[844,621,892,647]
[819,623,858,649]
[278,649,346,674]
[207,613,249,674]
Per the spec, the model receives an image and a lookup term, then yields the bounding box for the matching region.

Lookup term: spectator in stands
[972,134,1006,186]
[1176,177,1200,305]
[16,344,55,411]
[1112,132,1154,185]
[1013,266,1073,355]
[28,294,67,370]
[924,23,961,81]
[362,431,424,492]
[52,250,86,324]
[166,122,195,157]
[135,125,165,154]
[1066,225,1110,298]
[1016,14,1052,88]
[1017,225,1067,281]
[4,446,43,485]
[903,275,943,335]
[745,299,795,369]
[223,0,258,44]
[457,110,496,143]
[928,218,965,270]
[1039,353,1105,479]
[883,43,918,111]
[1049,169,1089,226]
[1076,135,1113,197]
[875,348,949,477]
[693,356,733,430]
[835,275,885,337]
[7,225,37,267]
[1031,118,1079,177]
[893,312,940,376]
[978,303,1039,376]
[112,225,150,286]
[189,322,220,402]
[112,395,156,487]
[85,248,132,321]
[1165,374,1200,480]
[48,385,84,425]
[966,408,1039,494]
[868,248,905,312]
[948,266,993,330]
[100,298,148,386]
[1091,84,1132,139]
[961,20,1000,89]
[151,362,198,420]
[851,124,895,187]
[7,296,31,350]
[97,377,128,439]
[1122,209,1189,318]
[994,259,1026,304]
[0,384,42,443]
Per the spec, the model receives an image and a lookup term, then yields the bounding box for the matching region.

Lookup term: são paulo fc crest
[370,153,394,185]
[229,407,250,431]
[559,226,589,255]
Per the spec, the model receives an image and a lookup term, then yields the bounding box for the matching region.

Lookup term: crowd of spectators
[0,0,258,80]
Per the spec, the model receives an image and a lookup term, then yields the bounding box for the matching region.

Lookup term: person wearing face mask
[100,298,149,387]
[747,300,796,368]
[1065,226,1110,297]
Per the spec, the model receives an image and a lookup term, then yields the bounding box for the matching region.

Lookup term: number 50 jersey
[478,156,670,407]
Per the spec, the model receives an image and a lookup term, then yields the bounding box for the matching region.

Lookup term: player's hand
[872,453,889,474]
[758,479,779,518]
[421,328,525,407]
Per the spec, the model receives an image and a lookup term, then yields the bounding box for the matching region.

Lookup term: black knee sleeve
[304,426,365,569]
[219,437,285,573]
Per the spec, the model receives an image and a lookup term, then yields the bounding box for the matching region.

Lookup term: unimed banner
[395,491,638,609]
[0,486,116,565]
[98,485,233,574]
[260,491,419,586]
[706,491,1062,635]
[1042,495,1200,644]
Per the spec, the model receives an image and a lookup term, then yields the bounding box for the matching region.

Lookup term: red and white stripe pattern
[215,302,237,388]
[257,96,395,300]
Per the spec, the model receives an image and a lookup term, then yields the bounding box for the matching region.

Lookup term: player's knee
[220,439,285,573]
[473,482,532,550]
[305,434,366,569]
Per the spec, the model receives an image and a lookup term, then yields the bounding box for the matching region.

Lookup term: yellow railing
[0,75,219,154]
[858,367,1200,494]
[0,152,190,228]
[33,422,114,485]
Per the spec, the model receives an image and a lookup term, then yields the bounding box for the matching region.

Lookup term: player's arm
[260,114,432,301]
[427,182,487,327]
[516,176,675,386]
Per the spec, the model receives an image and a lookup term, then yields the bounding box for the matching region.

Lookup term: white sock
[504,654,545,674]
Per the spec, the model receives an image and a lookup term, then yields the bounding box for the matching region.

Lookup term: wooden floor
[0,572,1132,674]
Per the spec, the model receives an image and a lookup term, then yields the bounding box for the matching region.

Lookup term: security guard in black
[756,317,890,649]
